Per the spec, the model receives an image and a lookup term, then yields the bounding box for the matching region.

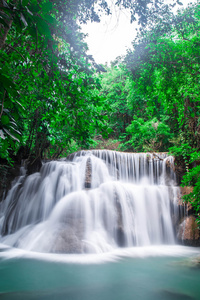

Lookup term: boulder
[177,215,200,246]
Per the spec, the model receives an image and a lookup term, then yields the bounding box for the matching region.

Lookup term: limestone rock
[177,215,200,244]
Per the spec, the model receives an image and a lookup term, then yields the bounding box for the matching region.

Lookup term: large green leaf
[1,115,10,125]
[34,16,52,38]
[0,74,15,90]
[3,129,20,142]
[0,129,5,139]
[41,2,53,13]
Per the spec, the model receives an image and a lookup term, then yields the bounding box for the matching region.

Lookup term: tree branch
[5,44,26,60]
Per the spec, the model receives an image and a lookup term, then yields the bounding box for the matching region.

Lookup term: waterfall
[0,150,180,254]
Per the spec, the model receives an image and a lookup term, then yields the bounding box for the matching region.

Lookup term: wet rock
[176,186,200,246]
[85,157,92,189]
[116,226,126,247]
[0,163,20,202]
[179,186,195,215]
[174,256,200,269]
[115,189,126,247]
[177,215,200,245]
[26,157,42,175]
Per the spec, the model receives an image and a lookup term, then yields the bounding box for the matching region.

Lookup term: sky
[81,0,197,65]
[81,2,135,65]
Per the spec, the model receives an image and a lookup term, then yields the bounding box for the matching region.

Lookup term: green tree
[121,1,200,223]
[99,63,132,138]
[124,2,200,151]
[0,0,108,165]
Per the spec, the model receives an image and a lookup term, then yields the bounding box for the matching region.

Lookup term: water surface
[0,245,200,300]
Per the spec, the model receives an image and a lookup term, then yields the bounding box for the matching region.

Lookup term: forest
[0,0,200,224]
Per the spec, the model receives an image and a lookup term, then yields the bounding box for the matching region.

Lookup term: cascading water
[0,150,180,254]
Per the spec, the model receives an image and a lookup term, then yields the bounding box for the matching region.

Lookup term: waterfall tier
[0,150,180,254]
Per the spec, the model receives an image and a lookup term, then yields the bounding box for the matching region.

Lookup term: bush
[122,117,172,152]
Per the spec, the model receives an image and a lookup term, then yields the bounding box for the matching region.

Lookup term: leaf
[1,115,10,125]
[0,7,12,18]
[43,14,56,25]
[0,11,11,21]
[41,2,53,13]
[9,126,21,136]
[28,4,41,13]
[34,16,52,38]
[20,13,28,27]
[0,74,15,89]
[28,25,37,40]
[3,129,20,142]
[22,0,29,6]
[0,129,5,139]
[0,18,9,28]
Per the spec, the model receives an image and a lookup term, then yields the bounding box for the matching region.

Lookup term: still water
[0,245,200,300]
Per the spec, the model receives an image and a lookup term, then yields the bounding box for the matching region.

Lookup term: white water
[0,150,181,254]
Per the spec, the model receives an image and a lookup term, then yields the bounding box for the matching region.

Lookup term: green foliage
[125,2,200,148]
[0,0,189,165]
[92,138,121,151]
[0,0,109,164]
[182,159,200,227]
[99,64,132,138]
[122,117,172,152]
[169,143,193,164]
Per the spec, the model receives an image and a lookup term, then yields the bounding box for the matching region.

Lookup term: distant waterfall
[0,150,180,254]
